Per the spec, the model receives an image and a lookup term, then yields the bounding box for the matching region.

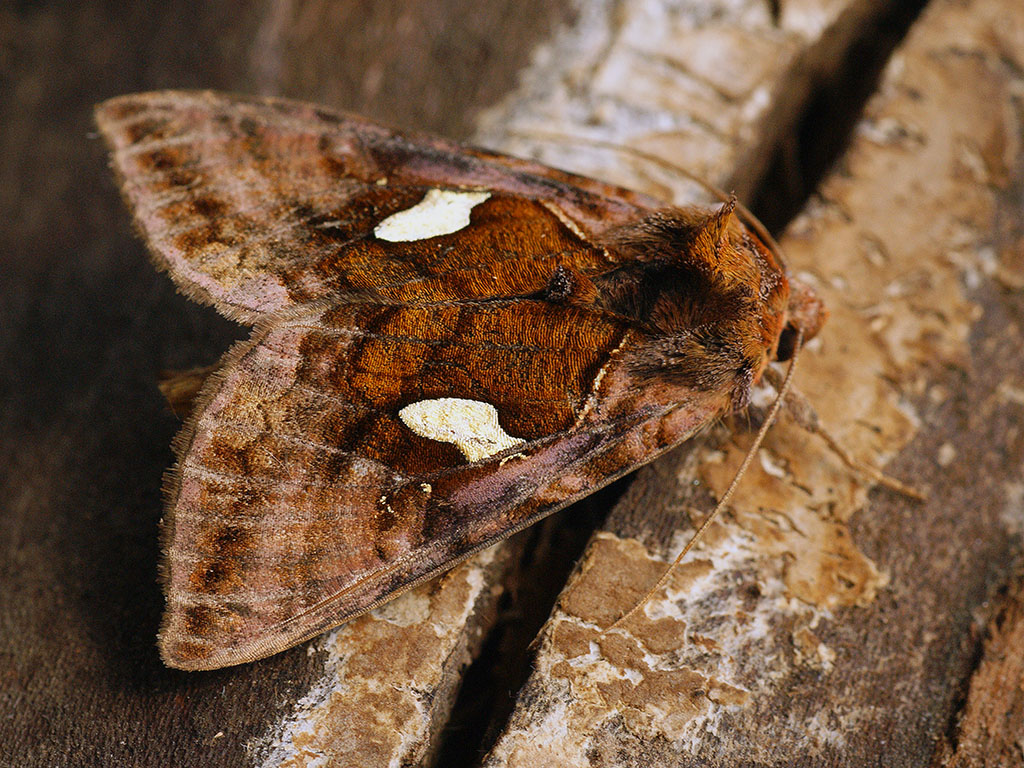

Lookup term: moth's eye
[775,323,800,362]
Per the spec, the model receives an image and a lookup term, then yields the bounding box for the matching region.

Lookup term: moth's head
[592,201,827,407]
[674,201,828,368]
[727,215,828,378]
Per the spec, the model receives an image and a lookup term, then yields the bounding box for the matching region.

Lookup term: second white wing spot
[399,398,524,462]
[373,189,491,242]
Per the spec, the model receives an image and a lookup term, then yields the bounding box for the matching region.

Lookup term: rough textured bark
[933,571,1024,768]
[3,0,1022,767]
[484,0,1024,765]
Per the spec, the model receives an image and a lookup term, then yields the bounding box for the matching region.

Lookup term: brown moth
[95,90,826,671]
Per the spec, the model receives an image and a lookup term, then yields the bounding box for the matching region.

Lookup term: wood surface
[2,0,1022,767]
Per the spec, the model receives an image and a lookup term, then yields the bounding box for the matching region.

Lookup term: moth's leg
[158,363,219,418]
[762,366,925,500]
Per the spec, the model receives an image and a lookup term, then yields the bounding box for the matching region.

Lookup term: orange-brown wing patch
[285,194,617,305]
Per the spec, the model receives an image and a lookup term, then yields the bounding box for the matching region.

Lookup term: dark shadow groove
[431,481,624,767]
[748,0,931,233]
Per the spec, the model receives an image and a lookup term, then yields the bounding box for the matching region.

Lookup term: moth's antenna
[608,328,805,630]
[504,130,786,263]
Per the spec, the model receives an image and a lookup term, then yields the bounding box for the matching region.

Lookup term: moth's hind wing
[95,90,659,322]
[158,297,720,670]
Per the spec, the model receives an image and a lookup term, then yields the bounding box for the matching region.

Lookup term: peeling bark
[483,0,1024,764]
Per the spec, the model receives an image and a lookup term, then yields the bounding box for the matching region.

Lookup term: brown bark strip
[484,0,1024,765]
[934,573,1024,768]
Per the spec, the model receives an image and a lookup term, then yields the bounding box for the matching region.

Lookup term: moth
[96,90,826,671]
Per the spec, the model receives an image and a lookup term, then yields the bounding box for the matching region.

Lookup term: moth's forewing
[95,91,661,322]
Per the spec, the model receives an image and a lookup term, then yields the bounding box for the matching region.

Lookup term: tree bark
[484,0,1024,765]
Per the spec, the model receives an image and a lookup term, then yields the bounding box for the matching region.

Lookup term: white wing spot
[374,189,491,242]
[399,398,524,463]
